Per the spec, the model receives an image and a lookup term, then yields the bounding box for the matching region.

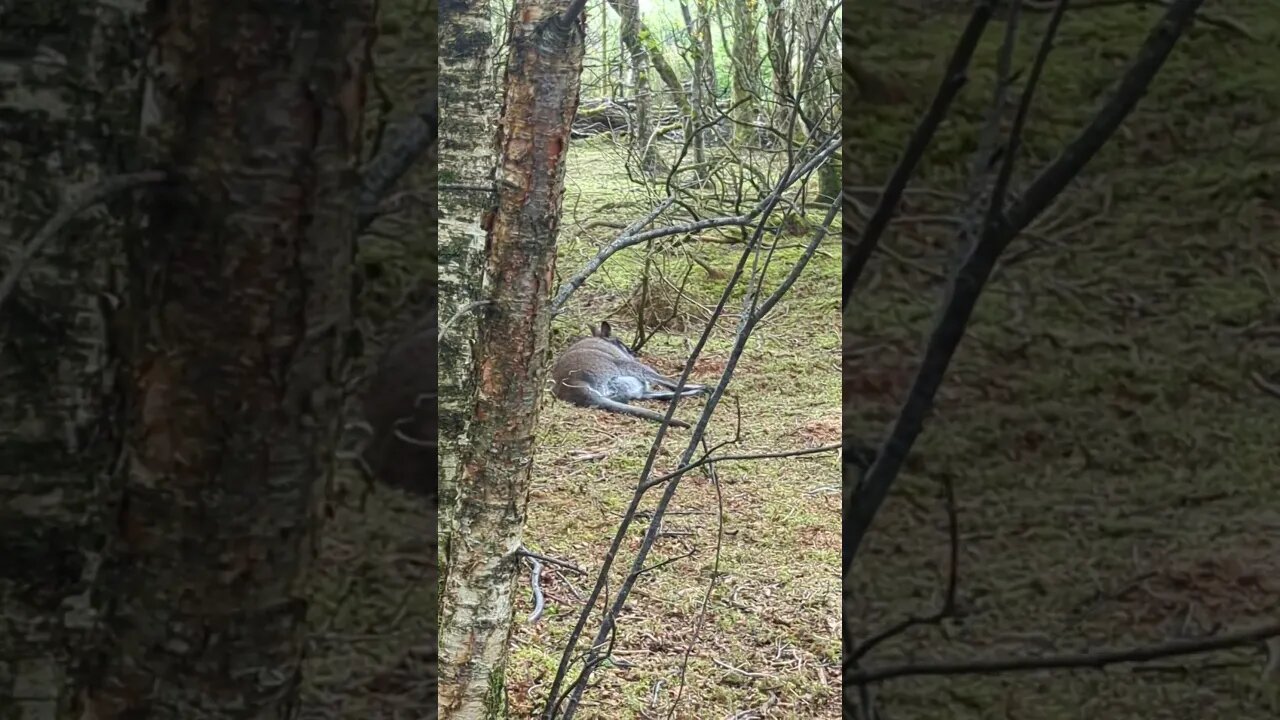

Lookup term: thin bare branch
[0,171,168,311]
[845,0,1204,569]
[848,475,959,665]
[552,134,838,314]
[848,622,1280,684]
[842,2,995,307]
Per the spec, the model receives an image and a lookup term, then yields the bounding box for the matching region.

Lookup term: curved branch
[842,2,994,307]
[845,0,1205,570]
[356,89,439,232]
[0,171,168,311]
[848,622,1280,684]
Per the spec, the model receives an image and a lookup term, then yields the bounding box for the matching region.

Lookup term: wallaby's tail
[596,397,690,428]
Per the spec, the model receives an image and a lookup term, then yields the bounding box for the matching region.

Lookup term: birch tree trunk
[0,3,147,715]
[83,1,374,716]
[436,0,586,715]
[438,0,498,568]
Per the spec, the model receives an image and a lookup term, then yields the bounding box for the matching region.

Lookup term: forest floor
[847,2,1280,719]
[503,140,843,718]
[296,139,842,717]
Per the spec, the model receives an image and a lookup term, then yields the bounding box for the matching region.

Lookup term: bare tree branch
[844,0,1204,569]
[1019,0,1255,40]
[847,475,959,665]
[842,1,994,308]
[551,192,840,719]
[356,89,438,231]
[552,134,838,314]
[0,171,168,311]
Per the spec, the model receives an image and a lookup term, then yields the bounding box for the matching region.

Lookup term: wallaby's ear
[598,321,612,338]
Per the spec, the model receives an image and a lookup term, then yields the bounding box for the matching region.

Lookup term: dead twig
[846,0,1206,568]
[848,621,1280,684]
[0,171,168,311]
[843,1,995,307]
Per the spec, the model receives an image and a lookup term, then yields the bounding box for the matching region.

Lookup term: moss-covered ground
[847,3,1279,718]
[502,138,842,718]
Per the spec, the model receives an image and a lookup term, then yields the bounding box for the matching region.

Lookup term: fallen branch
[356,89,438,232]
[848,621,1280,684]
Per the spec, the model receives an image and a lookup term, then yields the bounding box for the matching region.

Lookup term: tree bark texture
[727,0,761,144]
[82,1,375,717]
[678,0,712,165]
[0,2,147,716]
[436,0,586,716]
[603,0,691,119]
[613,0,656,172]
[438,0,497,571]
[766,0,795,134]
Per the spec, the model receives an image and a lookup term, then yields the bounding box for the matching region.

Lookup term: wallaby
[358,307,438,499]
[550,321,707,428]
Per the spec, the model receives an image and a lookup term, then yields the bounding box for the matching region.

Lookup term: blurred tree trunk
[83,1,374,716]
[766,0,795,138]
[438,0,497,574]
[349,0,442,705]
[604,0,691,119]
[614,0,656,173]
[0,3,148,715]
[726,0,761,145]
[436,0,585,715]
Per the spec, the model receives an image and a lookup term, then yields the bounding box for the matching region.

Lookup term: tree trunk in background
[600,0,611,95]
[614,0,656,173]
[436,0,585,715]
[727,0,761,145]
[83,1,373,716]
[604,0,691,120]
[678,1,707,165]
[813,0,840,202]
[766,0,795,139]
[0,3,147,715]
[699,0,717,103]
[438,0,497,578]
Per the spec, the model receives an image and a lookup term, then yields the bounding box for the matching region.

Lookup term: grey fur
[550,321,706,428]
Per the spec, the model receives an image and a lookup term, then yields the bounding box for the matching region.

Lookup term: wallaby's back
[551,321,630,405]
[361,308,438,498]
[549,321,703,428]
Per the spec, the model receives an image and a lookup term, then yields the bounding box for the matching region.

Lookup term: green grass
[504,137,842,718]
